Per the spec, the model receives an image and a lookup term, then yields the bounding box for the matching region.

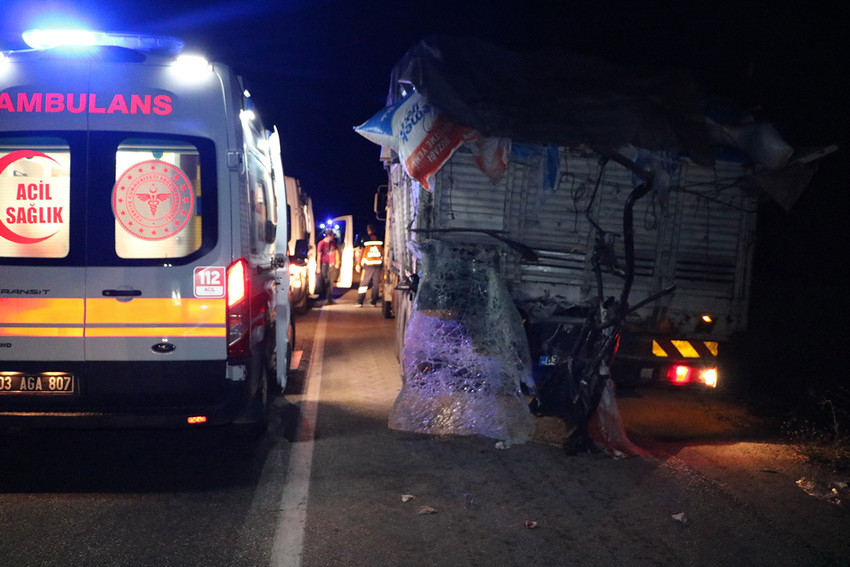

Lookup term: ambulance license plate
[0,373,75,395]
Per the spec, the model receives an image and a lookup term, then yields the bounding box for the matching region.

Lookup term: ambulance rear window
[0,137,71,259]
[113,138,203,259]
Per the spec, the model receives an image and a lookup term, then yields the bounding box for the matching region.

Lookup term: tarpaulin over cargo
[389,36,715,161]
[370,36,831,210]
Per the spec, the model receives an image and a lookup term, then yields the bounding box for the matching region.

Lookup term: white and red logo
[0,150,66,245]
[193,266,225,298]
[112,160,195,241]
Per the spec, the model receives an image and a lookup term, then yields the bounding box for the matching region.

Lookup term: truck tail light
[667,365,692,385]
[665,365,718,388]
[289,263,305,288]
[227,258,250,359]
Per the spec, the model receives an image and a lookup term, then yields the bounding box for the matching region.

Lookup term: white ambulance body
[0,31,291,428]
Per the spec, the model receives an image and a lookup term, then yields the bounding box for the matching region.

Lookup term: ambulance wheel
[235,360,270,439]
[382,298,393,319]
[253,362,271,434]
[286,318,295,378]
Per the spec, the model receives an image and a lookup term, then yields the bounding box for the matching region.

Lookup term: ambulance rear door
[1,54,91,397]
[0,136,83,394]
[78,59,232,409]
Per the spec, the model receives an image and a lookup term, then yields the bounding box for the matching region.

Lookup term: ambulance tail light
[227,258,250,359]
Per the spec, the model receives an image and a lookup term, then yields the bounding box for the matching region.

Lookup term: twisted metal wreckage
[355,37,835,456]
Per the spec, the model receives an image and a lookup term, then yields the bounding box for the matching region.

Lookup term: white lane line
[270,308,328,567]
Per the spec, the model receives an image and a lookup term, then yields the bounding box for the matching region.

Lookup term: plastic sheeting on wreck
[388,241,535,444]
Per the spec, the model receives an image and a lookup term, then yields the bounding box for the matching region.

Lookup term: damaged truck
[355,37,833,454]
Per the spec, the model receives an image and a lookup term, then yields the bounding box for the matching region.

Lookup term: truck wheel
[395,292,413,362]
[292,289,309,315]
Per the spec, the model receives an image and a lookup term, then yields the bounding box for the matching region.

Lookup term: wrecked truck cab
[356,37,832,452]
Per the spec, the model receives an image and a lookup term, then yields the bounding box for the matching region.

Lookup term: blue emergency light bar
[21,29,185,55]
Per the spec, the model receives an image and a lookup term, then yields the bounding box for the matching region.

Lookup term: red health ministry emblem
[112,160,195,241]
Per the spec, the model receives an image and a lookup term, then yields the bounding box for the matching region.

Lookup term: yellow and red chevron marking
[652,339,719,359]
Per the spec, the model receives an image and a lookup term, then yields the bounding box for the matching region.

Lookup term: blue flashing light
[21,29,185,55]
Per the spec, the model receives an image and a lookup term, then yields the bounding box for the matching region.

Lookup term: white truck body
[283,175,316,310]
[366,38,823,395]
[382,144,758,387]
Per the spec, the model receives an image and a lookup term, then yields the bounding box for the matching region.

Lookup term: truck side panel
[389,145,758,385]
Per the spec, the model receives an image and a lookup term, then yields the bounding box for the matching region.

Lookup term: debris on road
[672,512,689,526]
[401,494,415,503]
[796,477,847,505]
[416,506,438,515]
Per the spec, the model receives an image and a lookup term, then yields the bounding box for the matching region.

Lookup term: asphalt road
[1,289,848,566]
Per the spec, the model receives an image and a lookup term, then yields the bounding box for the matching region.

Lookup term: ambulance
[0,30,292,429]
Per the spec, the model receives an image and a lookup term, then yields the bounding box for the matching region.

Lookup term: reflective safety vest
[360,240,383,266]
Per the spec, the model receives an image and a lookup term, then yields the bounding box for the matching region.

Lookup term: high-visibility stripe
[0,297,225,338]
[84,326,225,337]
[0,326,223,338]
[0,298,84,324]
[652,339,720,359]
[0,326,84,337]
[86,298,225,324]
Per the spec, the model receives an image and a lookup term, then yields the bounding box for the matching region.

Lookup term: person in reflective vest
[356,224,383,307]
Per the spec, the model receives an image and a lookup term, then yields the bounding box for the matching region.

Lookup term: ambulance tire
[382,298,393,319]
[286,317,295,381]
[269,325,284,395]
[251,361,271,435]
[232,358,270,440]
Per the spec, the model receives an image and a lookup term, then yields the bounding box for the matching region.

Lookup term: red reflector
[187,415,207,424]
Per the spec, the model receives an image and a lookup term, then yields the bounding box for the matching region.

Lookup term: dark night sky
[3,2,846,224]
[2,1,848,389]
